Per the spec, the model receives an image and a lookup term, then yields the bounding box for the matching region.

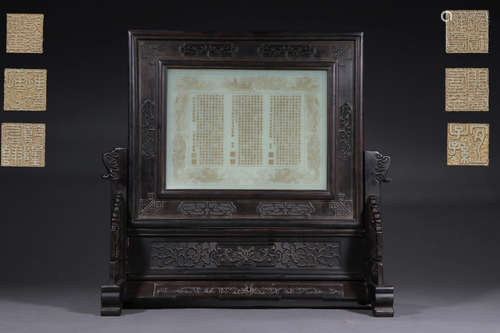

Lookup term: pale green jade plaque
[165,69,328,190]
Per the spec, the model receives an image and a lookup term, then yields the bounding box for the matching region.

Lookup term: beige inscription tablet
[4,69,47,111]
[6,14,44,54]
[165,69,328,190]
[446,10,488,54]
[447,123,489,166]
[1,123,46,167]
[445,68,488,112]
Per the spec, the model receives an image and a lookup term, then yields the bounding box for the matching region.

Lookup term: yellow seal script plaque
[447,123,489,166]
[6,13,44,54]
[446,10,488,54]
[1,123,46,167]
[445,68,488,112]
[4,68,47,111]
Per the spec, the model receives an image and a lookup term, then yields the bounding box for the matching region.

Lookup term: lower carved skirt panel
[123,280,369,308]
[127,236,366,280]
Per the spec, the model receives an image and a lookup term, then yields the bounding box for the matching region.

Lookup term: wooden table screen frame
[128,32,364,227]
[101,31,395,318]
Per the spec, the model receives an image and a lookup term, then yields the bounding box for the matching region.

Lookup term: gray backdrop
[0,1,498,332]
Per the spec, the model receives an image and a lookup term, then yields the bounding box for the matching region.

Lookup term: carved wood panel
[149,241,341,270]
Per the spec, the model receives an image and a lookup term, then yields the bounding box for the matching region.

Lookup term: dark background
[0,0,499,322]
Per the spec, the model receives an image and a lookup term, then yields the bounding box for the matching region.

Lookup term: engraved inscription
[166,69,327,190]
[257,201,315,216]
[192,95,224,166]
[270,96,302,166]
[232,95,263,166]
[153,283,344,299]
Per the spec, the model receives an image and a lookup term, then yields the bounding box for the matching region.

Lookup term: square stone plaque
[4,69,47,111]
[447,123,489,166]
[1,123,46,167]
[445,68,488,111]
[445,10,488,53]
[6,14,44,54]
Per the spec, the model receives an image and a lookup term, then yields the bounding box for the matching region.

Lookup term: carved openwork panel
[149,241,341,270]
[129,32,363,224]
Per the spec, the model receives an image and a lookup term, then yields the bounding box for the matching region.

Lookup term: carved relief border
[257,202,315,217]
[257,44,317,57]
[152,282,344,299]
[179,43,237,57]
[178,201,237,217]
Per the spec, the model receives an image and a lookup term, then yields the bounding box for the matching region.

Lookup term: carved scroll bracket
[366,195,394,317]
[364,151,392,200]
[101,147,127,316]
[102,149,120,181]
[152,283,344,299]
[374,152,391,183]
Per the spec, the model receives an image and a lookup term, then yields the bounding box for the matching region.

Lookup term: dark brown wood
[101,148,128,316]
[364,151,394,317]
[100,31,394,317]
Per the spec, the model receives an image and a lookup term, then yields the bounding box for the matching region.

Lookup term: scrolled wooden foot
[371,285,394,317]
[101,284,122,316]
